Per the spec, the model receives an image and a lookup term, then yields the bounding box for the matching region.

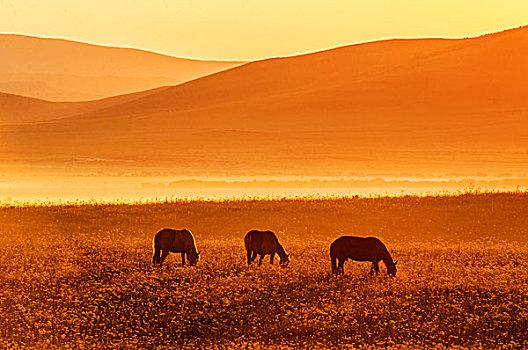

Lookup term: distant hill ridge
[35,25,527,128]
[0,34,243,101]
[1,26,527,178]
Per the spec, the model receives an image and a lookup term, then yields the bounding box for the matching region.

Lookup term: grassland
[0,192,527,349]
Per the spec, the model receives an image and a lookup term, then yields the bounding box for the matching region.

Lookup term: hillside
[0,34,243,101]
[0,88,169,124]
[1,27,527,178]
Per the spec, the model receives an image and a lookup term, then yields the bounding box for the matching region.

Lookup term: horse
[330,236,397,276]
[152,228,201,267]
[244,230,290,267]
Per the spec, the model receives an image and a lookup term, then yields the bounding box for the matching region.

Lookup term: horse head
[280,254,290,268]
[387,260,397,277]
[189,250,201,266]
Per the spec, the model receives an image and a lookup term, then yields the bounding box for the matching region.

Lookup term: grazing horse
[330,236,397,276]
[152,228,201,267]
[244,230,290,267]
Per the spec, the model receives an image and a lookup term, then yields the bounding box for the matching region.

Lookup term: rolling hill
[1,26,527,178]
[0,34,243,101]
[0,87,171,124]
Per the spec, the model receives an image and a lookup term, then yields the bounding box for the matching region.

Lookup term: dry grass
[1,192,527,349]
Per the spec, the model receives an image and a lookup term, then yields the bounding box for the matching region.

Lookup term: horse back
[330,236,387,261]
[155,228,195,252]
[245,230,279,253]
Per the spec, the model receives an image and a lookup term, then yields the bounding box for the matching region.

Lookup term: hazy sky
[1,0,526,60]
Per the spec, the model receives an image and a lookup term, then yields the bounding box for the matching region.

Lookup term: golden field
[1,192,527,349]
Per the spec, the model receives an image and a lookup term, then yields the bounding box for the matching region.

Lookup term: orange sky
[0,1,527,60]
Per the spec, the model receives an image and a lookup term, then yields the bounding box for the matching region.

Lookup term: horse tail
[330,245,338,274]
[152,232,161,265]
[245,232,253,265]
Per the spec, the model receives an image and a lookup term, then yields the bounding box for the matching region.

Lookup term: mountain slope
[0,87,169,124]
[0,34,243,101]
[1,27,527,177]
[37,26,528,132]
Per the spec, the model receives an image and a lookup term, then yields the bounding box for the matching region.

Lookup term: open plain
[1,192,527,349]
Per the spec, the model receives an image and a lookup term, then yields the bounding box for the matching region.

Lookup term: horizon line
[2,23,526,62]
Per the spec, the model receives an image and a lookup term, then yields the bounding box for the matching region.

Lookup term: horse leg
[181,252,186,267]
[370,261,380,275]
[251,252,257,263]
[270,252,275,264]
[258,254,265,266]
[331,253,340,275]
[152,248,161,266]
[247,249,252,265]
[338,258,345,275]
[159,249,169,266]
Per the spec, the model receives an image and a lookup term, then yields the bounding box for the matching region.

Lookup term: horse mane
[182,229,198,253]
[276,243,288,260]
[379,243,395,267]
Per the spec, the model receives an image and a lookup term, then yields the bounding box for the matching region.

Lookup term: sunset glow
[2,2,528,349]
[1,0,527,60]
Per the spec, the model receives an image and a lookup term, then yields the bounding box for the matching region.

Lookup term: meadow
[0,192,527,349]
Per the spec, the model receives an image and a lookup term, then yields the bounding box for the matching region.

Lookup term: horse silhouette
[152,228,201,267]
[330,236,397,276]
[244,230,290,267]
